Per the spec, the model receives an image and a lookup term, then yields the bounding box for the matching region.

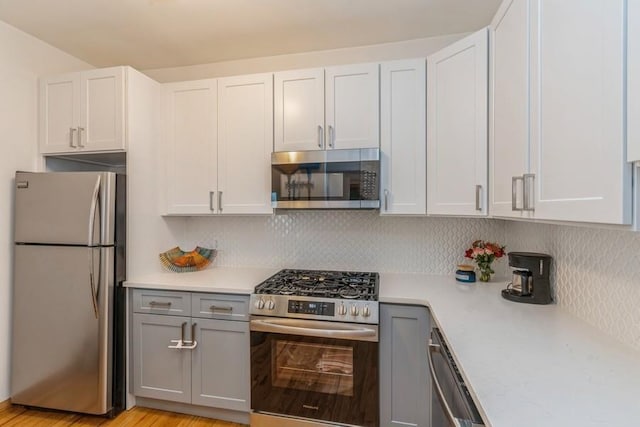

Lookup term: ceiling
[0,0,502,70]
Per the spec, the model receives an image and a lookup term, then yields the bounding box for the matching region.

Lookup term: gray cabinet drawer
[191,293,249,321]
[132,289,191,316]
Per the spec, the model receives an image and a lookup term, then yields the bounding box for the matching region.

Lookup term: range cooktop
[251,269,380,324]
[254,269,379,300]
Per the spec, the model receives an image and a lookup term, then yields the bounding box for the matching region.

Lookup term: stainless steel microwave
[271,148,380,209]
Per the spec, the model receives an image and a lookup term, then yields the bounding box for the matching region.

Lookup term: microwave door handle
[428,339,466,427]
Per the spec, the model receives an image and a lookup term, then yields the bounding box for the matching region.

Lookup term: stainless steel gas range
[249,269,380,427]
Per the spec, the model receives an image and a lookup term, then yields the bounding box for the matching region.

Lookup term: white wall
[0,20,92,401]
[143,33,465,82]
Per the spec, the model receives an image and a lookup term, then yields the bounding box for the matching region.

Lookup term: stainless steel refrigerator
[11,171,126,416]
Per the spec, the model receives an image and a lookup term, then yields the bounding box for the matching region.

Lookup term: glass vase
[477,262,493,282]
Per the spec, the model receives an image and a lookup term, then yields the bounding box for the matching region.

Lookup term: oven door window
[272,340,354,396]
[251,332,378,427]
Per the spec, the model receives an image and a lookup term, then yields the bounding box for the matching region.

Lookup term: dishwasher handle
[428,339,469,427]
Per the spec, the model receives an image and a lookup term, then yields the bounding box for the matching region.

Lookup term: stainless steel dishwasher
[428,328,485,427]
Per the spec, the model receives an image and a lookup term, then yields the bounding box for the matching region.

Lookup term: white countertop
[380,273,640,427]
[124,267,278,294]
[125,268,640,427]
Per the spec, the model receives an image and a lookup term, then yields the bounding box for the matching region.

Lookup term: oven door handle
[250,318,378,342]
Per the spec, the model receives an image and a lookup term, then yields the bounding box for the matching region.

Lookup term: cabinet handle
[77,127,85,148]
[328,125,334,148]
[475,185,483,211]
[209,191,215,212]
[218,191,223,213]
[384,189,389,211]
[69,128,77,148]
[523,174,535,211]
[149,301,172,308]
[210,305,233,312]
[168,321,198,349]
[511,176,524,211]
[317,125,324,148]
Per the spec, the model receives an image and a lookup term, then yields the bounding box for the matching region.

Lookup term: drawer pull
[210,305,233,312]
[149,301,172,308]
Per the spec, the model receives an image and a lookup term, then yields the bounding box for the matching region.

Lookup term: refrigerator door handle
[88,248,99,319]
[88,175,101,246]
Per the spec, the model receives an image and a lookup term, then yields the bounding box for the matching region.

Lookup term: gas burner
[339,287,363,299]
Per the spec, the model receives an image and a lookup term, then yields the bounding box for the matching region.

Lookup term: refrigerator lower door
[11,245,114,415]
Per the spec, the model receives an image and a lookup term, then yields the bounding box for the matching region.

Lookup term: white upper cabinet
[217,73,273,215]
[274,69,325,151]
[163,74,274,216]
[628,0,640,163]
[164,79,218,215]
[490,0,532,219]
[274,63,379,151]
[325,63,380,150]
[40,67,125,154]
[490,0,632,224]
[529,0,631,224]
[379,59,426,215]
[427,28,488,216]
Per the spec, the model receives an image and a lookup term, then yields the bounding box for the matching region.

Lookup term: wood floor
[0,400,247,426]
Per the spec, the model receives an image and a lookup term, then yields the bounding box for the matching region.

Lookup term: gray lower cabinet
[131,289,250,412]
[191,318,249,410]
[132,313,192,403]
[380,304,431,427]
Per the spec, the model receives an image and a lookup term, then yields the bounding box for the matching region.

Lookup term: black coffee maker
[501,252,552,304]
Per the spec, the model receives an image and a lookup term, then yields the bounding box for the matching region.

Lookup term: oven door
[250,317,379,427]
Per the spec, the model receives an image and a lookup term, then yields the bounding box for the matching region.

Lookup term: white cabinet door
[628,0,640,163]
[39,73,80,154]
[325,63,379,149]
[490,0,532,219]
[164,80,218,215]
[274,68,325,151]
[380,59,426,215]
[427,28,488,216]
[40,67,126,154]
[530,0,631,224]
[191,318,250,411]
[217,73,273,214]
[79,67,125,152]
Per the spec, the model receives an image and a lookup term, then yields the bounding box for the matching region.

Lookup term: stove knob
[267,299,276,310]
[362,305,371,318]
[255,298,265,310]
[338,303,347,316]
[350,304,359,317]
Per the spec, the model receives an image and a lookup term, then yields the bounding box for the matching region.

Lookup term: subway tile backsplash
[180,212,639,351]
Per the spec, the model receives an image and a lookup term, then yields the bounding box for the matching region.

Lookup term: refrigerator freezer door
[11,244,114,415]
[14,171,116,246]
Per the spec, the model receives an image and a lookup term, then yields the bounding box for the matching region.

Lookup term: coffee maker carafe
[501,252,552,304]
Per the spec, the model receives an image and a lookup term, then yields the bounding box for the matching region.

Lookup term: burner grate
[255,269,379,301]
